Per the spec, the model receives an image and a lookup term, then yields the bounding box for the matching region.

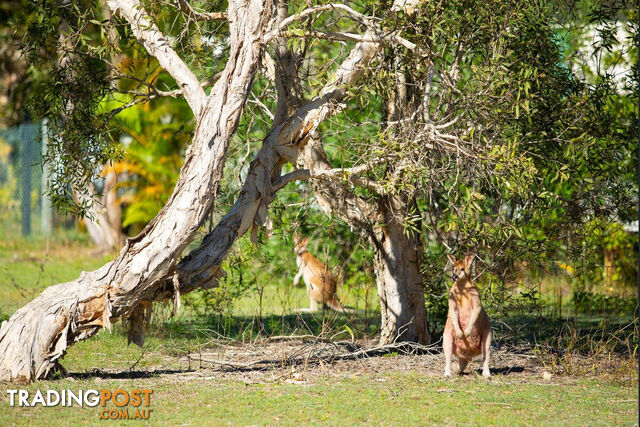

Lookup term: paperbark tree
[297,138,430,345]
[2,0,623,383]
[258,0,431,346]
[0,0,275,382]
[0,0,396,383]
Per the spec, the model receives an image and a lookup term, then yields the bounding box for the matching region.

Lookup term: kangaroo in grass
[293,236,355,314]
[443,254,491,378]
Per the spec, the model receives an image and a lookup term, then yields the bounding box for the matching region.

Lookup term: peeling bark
[0,16,379,382]
[301,140,430,345]
[373,197,430,345]
[0,0,273,383]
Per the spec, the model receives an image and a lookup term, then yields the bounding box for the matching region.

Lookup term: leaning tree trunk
[0,15,379,381]
[0,0,273,383]
[372,196,430,345]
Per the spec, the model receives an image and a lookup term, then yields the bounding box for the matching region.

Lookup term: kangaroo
[293,236,354,313]
[443,254,491,378]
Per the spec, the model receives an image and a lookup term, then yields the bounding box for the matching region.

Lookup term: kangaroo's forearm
[449,309,463,333]
[293,270,303,286]
[467,306,481,329]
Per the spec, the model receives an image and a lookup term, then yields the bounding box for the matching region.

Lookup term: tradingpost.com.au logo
[6,389,153,420]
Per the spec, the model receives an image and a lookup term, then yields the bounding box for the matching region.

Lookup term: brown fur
[293,236,354,313]
[443,254,491,377]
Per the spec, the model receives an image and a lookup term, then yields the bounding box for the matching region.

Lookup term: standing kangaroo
[443,254,491,377]
[293,236,353,313]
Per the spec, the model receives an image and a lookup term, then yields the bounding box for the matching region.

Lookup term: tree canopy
[0,0,636,382]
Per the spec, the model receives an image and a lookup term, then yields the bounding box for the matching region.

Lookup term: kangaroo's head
[447,254,475,281]
[293,235,309,256]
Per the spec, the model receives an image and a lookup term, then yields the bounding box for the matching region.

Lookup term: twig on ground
[188,341,439,371]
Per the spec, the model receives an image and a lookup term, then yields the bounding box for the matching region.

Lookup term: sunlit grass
[0,374,635,425]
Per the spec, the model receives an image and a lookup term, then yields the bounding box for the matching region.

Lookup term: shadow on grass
[454,367,526,377]
[487,366,525,376]
[67,310,632,381]
[150,310,382,343]
[66,369,194,380]
[150,309,635,356]
[490,313,636,354]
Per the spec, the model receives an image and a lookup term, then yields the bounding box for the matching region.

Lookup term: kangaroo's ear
[447,254,457,265]
[301,237,309,247]
[464,254,475,269]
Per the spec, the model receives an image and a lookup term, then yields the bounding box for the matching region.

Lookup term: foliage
[11,0,121,217]
[573,291,637,315]
[574,219,639,290]
[103,94,194,231]
[0,0,636,336]
[0,138,18,225]
[4,0,229,218]
[183,242,259,317]
[296,0,639,320]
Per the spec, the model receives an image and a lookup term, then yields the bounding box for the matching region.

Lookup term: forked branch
[107,0,207,116]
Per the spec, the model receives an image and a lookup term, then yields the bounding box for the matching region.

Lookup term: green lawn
[0,374,635,426]
[0,236,637,426]
[0,236,109,315]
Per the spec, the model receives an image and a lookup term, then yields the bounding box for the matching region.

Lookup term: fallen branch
[189,341,439,371]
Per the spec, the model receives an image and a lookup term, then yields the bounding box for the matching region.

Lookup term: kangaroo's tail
[325,296,357,314]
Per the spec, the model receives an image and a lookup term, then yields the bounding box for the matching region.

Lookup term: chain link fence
[0,120,53,237]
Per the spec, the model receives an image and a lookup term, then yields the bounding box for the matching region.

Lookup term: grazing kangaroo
[443,254,491,378]
[293,236,354,313]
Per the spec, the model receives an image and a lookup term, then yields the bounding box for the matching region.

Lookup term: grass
[0,233,638,425]
[0,233,110,315]
[0,374,636,426]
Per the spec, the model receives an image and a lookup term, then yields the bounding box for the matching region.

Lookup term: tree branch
[107,0,207,116]
[284,30,416,51]
[273,158,389,192]
[271,169,310,194]
[301,137,381,229]
[174,0,227,21]
[107,76,218,120]
[156,39,381,293]
[311,167,387,195]
[263,3,416,51]
[263,3,379,43]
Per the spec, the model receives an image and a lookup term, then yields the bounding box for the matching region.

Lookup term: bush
[573,291,637,316]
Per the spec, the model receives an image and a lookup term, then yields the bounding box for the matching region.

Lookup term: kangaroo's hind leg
[309,296,319,312]
[481,329,491,377]
[443,329,453,377]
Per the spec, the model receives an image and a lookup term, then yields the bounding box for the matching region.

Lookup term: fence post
[40,119,52,236]
[19,121,32,236]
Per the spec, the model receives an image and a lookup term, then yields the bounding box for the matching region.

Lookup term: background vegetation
[0,0,637,423]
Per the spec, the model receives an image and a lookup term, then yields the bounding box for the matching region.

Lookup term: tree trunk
[302,141,430,345]
[0,0,273,383]
[0,21,379,382]
[78,166,125,251]
[373,196,430,345]
[370,41,429,345]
